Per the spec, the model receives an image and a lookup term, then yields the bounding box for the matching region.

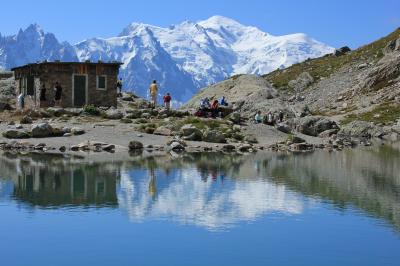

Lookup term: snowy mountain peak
[1,16,334,102]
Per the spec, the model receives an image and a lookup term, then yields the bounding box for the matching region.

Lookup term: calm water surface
[0,144,400,266]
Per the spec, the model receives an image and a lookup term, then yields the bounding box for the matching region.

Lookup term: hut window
[97,75,107,90]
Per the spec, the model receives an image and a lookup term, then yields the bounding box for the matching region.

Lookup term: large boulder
[203,130,226,143]
[338,120,376,138]
[334,46,351,56]
[129,140,144,150]
[31,123,53,138]
[2,129,30,139]
[276,123,292,134]
[104,108,123,120]
[154,126,172,136]
[293,116,338,137]
[181,124,202,141]
[71,127,85,135]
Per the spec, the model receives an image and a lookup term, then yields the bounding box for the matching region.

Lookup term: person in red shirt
[211,99,219,117]
[163,92,172,111]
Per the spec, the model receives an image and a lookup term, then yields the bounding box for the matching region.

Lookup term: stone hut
[12,61,122,108]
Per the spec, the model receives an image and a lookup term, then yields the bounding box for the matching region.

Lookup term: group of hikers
[254,110,285,125]
[195,96,228,118]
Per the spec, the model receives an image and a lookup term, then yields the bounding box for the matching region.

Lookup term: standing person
[149,80,158,108]
[17,91,25,111]
[163,92,172,111]
[54,81,62,106]
[40,84,46,102]
[116,78,123,97]
[278,111,284,123]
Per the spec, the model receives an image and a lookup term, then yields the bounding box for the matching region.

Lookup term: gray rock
[293,116,338,136]
[181,124,202,141]
[63,133,72,137]
[222,144,236,151]
[288,72,314,92]
[71,127,85,135]
[129,140,144,150]
[46,107,65,117]
[141,112,151,119]
[154,126,172,136]
[203,130,227,143]
[31,123,53,138]
[20,115,33,124]
[334,46,351,56]
[169,141,186,151]
[104,109,123,120]
[318,129,339,138]
[276,123,292,134]
[338,121,375,138]
[2,129,30,139]
[102,144,115,152]
[125,110,142,119]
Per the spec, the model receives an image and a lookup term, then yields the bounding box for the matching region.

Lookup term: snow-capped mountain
[0,24,77,69]
[0,16,334,102]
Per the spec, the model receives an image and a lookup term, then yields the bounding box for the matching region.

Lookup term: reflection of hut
[13,163,118,207]
[12,61,122,109]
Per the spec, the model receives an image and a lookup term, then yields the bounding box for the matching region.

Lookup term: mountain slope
[184,28,400,126]
[0,16,334,102]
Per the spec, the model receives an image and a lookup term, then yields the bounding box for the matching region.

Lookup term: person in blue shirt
[220,96,228,106]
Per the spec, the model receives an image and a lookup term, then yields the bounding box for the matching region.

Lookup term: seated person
[211,99,219,117]
[200,98,211,110]
[255,111,263,123]
[220,96,228,106]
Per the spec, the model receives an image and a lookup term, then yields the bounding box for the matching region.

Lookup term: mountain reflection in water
[0,143,399,231]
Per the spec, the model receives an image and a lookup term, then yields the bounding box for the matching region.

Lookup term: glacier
[0,16,334,102]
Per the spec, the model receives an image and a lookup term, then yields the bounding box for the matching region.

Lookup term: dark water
[0,144,400,266]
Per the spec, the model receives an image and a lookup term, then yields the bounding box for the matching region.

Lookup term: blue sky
[0,0,398,48]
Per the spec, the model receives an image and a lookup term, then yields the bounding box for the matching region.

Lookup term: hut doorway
[73,74,87,107]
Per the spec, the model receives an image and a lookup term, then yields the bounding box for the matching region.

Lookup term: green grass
[341,102,400,124]
[174,117,227,131]
[263,28,400,89]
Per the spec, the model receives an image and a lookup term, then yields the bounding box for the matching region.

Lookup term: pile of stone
[70,141,115,152]
[2,122,85,139]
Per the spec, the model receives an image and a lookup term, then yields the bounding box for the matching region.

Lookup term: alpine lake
[0,142,399,266]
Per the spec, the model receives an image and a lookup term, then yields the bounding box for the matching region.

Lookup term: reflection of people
[148,168,157,200]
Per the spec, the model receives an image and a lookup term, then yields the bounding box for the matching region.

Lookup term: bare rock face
[358,53,400,92]
[290,116,338,137]
[383,38,400,54]
[288,72,314,92]
[338,121,378,138]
